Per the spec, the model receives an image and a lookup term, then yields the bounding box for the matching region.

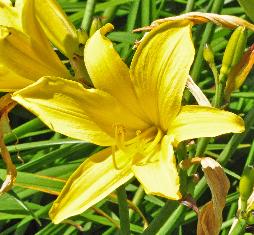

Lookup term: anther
[114,124,127,151]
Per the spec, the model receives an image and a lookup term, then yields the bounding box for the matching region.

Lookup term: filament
[112,124,127,170]
[134,128,163,166]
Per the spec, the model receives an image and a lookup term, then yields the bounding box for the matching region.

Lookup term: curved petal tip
[100,23,114,36]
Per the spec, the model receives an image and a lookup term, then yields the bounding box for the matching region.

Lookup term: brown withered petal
[197,158,230,235]
[134,12,254,32]
[197,202,220,235]
[0,94,17,195]
[186,76,211,107]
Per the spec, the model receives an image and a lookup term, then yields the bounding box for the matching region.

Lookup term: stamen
[114,124,127,151]
[136,130,142,136]
[111,145,121,170]
[112,124,127,170]
[129,127,157,158]
[112,125,161,169]
[134,128,163,166]
[135,130,145,155]
[145,128,163,155]
[126,126,157,145]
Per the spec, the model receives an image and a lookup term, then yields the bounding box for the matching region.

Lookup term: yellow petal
[169,105,245,144]
[35,0,80,57]
[49,148,133,224]
[12,76,148,143]
[0,0,21,29]
[130,21,195,129]
[0,64,33,92]
[19,0,49,46]
[0,26,70,80]
[84,24,148,123]
[132,135,181,200]
[12,77,113,145]
[20,0,71,75]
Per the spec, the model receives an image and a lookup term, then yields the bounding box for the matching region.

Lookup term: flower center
[111,125,163,169]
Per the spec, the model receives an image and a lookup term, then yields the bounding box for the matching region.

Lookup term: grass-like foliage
[1,0,254,234]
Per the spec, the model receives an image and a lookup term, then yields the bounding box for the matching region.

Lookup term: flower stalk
[81,0,97,32]
[117,185,131,235]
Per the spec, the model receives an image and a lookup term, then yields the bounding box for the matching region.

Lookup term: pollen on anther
[136,130,142,136]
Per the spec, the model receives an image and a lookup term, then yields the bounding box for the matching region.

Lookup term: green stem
[213,82,225,107]
[158,205,186,234]
[229,218,247,235]
[176,142,187,162]
[4,118,45,144]
[129,185,145,219]
[81,0,97,32]
[213,73,226,108]
[177,143,188,194]
[102,6,118,24]
[190,0,224,83]
[195,137,210,156]
[221,202,238,235]
[244,140,254,167]
[142,201,178,235]
[151,0,157,21]
[221,218,235,230]
[126,0,141,32]
[121,0,140,58]
[141,0,150,26]
[153,0,166,20]
[185,0,195,12]
[117,185,131,235]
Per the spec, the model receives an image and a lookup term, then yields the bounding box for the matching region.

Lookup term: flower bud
[239,166,254,211]
[203,43,218,81]
[219,26,247,82]
[89,17,103,37]
[77,29,88,45]
[247,211,254,225]
[224,44,254,101]
[203,43,215,65]
[35,0,80,58]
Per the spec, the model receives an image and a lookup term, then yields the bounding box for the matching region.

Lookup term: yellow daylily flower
[12,22,245,224]
[0,0,72,92]
[0,0,79,57]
